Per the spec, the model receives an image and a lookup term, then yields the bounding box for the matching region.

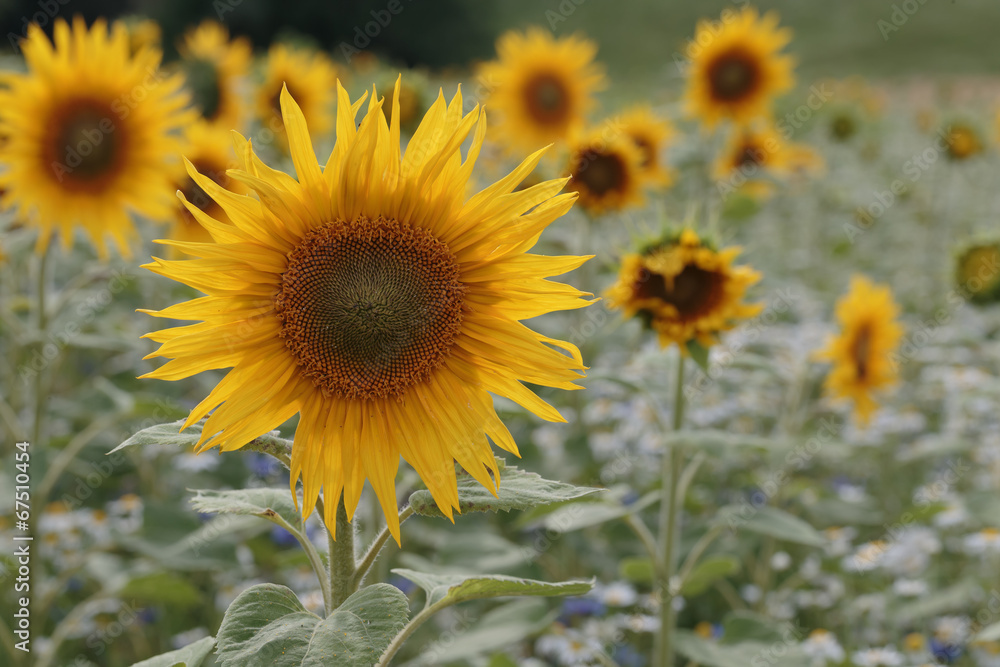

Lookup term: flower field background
[1,1,999,667]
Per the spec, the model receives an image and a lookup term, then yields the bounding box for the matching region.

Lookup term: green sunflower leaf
[407,461,602,518]
[714,505,826,547]
[685,339,711,373]
[110,420,293,466]
[110,419,204,453]
[130,636,216,667]
[215,583,408,667]
[675,631,807,667]
[190,488,303,533]
[679,554,741,596]
[391,568,593,607]
[541,490,659,533]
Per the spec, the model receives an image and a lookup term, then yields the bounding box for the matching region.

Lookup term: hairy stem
[328,499,357,609]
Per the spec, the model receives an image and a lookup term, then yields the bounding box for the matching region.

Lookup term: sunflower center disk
[276,217,466,400]
[850,325,872,380]
[52,102,120,182]
[524,73,569,124]
[708,51,758,101]
[575,152,625,196]
[639,264,722,320]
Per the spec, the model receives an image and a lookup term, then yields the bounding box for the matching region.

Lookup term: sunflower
[955,241,1000,303]
[256,43,338,147]
[382,75,426,132]
[618,106,676,187]
[123,17,161,56]
[605,228,762,350]
[478,27,605,154]
[565,127,644,214]
[141,80,592,543]
[814,276,903,425]
[944,123,982,161]
[684,7,794,129]
[167,121,244,248]
[713,124,790,199]
[178,20,251,131]
[0,17,191,259]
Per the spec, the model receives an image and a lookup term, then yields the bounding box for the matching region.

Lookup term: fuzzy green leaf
[715,505,826,547]
[407,461,602,518]
[190,488,303,533]
[130,636,216,667]
[392,569,593,607]
[215,583,407,667]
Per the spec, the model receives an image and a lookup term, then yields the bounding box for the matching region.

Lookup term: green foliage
[130,636,216,667]
[215,584,408,667]
[407,460,602,518]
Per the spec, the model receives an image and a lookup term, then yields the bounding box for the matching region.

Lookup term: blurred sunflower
[0,17,191,258]
[256,43,338,147]
[167,121,243,248]
[478,27,605,154]
[684,7,794,129]
[178,20,251,131]
[619,106,676,187]
[382,75,426,132]
[605,228,762,350]
[784,142,826,182]
[141,80,592,542]
[814,276,903,425]
[123,17,161,56]
[955,241,1000,303]
[713,124,790,199]
[944,123,983,161]
[565,127,644,214]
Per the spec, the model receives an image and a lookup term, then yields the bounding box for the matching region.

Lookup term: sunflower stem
[352,505,413,591]
[31,243,50,451]
[654,353,686,667]
[328,499,357,610]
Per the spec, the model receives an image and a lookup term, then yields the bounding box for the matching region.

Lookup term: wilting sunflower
[814,276,903,425]
[256,43,338,147]
[684,7,794,129]
[944,123,983,161]
[618,106,676,187]
[0,17,191,258]
[178,20,251,131]
[478,27,605,154]
[167,121,243,247]
[955,240,1000,303]
[713,124,790,200]
[605,228,762,350]
[141,80,592,542]
[565,127,644,214]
